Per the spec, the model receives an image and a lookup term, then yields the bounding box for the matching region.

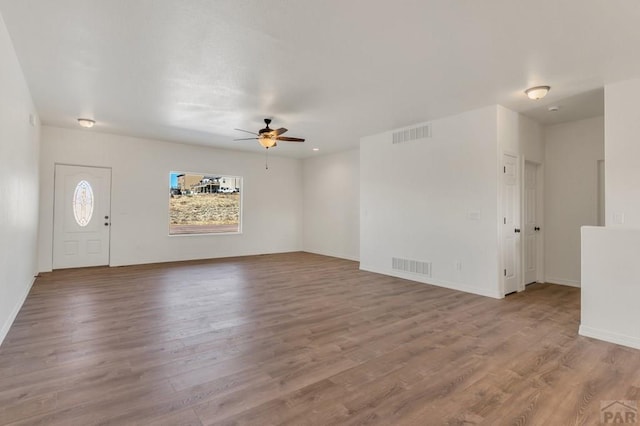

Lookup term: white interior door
[53,165,111,269]
[524,162,540,285]
[502,154,520,295]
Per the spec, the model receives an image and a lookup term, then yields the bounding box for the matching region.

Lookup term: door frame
[522,159,544,287]
[597,159,605,226]
[52,163,113,269]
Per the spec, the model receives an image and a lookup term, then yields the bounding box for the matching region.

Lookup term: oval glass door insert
[72,180,94,227]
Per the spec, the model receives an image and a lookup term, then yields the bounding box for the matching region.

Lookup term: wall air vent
[392,124,431,144]
[392,257,432,277]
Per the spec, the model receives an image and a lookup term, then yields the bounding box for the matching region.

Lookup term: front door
[53,165,111,269]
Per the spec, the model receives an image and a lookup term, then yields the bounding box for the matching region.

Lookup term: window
[73,180,94,227]
[169,172,241,235]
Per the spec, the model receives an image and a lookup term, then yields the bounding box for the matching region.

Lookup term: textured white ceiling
[521,88,604,126]
[1,0,638,157]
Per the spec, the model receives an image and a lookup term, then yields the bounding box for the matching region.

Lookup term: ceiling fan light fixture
[77,118,95,128]
[524,85,550,100]
[258,134,276,149]
[235,118,304,153]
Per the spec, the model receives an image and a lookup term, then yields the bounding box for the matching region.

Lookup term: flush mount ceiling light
[77,118,95,128]
[525,86,550,100]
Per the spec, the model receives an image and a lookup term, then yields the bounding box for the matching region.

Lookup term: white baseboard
[0,275,36,348]
[545,276,581,288]
[579,325,640,350]
[302,249,359,262]
[359,264,502,299]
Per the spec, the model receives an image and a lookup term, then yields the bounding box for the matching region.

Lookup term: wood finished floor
[1,252,639,425]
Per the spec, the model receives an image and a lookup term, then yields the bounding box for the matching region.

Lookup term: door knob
[104,222,110,226]
[514,228,521,233]
[534,226,540,231]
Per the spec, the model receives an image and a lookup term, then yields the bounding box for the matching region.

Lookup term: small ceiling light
[525,86,550,100]
[312,148,320,152]
[77,118,96,128]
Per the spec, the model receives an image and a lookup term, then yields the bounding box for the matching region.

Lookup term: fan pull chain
[265,148,269,170]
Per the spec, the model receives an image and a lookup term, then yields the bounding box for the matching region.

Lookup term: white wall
[0,13,40,345]
[497,106,544,164]
[302,149,359,260]
[580,79,640,349]
[544,116,604,286]
[360,106,501,298]
[38,126,302,270]
[581,227,640,349]
[605,78,640,228]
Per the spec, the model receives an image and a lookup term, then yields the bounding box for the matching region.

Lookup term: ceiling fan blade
[234,128,259,136]
[276,136,305,142]
[273,127,288,136]
[233,137,258,141]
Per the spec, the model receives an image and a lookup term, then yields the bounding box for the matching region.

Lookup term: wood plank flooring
[0,252,638,425]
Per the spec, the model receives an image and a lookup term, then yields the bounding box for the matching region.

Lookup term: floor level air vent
[392,125,431,144]
[392,257,432,277]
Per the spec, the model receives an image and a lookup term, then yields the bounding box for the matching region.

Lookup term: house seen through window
[169,172,241,235]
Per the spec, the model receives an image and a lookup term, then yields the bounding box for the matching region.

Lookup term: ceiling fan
[234,118,305,149]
